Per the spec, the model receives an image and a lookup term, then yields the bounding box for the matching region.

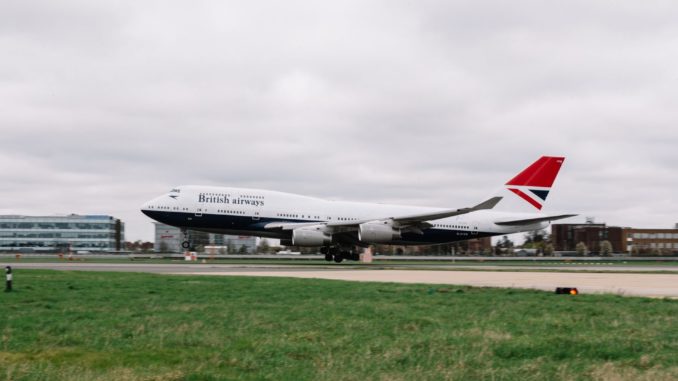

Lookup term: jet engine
[358,221,401,243]
[291,227,331,246]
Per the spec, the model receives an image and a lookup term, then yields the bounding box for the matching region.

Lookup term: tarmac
[4,262,678,298]
[182,269,678,298]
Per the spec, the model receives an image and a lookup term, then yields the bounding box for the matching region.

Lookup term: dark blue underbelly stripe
[142,210,493,244]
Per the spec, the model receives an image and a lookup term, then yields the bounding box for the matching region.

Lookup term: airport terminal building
[154,223,257,253]
[0,215,124,253]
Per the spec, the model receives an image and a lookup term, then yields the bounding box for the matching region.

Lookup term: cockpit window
[170,188,181,193]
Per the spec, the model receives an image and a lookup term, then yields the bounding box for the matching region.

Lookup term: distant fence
[2,253,677,262]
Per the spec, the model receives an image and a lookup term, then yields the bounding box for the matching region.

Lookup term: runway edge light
[555,287,578,295]
[5,266,12,292]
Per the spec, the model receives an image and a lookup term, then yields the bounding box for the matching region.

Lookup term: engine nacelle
[358,221,401,243]
[292,227,331,246]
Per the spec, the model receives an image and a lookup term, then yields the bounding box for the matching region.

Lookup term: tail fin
[494,156,565,213]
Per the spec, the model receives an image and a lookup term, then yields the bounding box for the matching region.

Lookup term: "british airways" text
[198,193,264,207]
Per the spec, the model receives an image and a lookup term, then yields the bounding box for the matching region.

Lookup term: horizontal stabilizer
[494,214,577,226]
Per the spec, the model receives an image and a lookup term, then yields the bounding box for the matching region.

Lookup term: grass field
[1,271,677,381]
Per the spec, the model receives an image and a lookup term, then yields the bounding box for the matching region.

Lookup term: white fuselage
[141,185,547,246]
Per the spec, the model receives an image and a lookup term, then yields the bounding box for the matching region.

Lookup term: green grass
[1,271,677,381]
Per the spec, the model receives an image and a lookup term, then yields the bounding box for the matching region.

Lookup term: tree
[631,245,639,256]
[599,240,613,256]
[543,243,555,256]
[575,242,588,256]
[124,240,154,252]
[494,235,514,256]
[238,244,249,254]
[440,243,454,256]
[453,240,470,256]
[523,229,547,248]
[501,236,514,248]
[140,242,153,252]
[257,239,270,254]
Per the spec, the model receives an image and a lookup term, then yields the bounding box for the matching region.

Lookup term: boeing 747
[141,156,575,262]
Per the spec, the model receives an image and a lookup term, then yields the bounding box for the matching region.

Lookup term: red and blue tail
[494,156,565,213]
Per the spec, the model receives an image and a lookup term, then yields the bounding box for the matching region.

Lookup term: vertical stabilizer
[493,156,565,213]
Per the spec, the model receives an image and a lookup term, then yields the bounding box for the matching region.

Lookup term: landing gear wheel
[324,253,333,262]
[181,241,190,249]
[333,254,344,263]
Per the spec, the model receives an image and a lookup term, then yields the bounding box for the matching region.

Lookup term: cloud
[1,1,677,241]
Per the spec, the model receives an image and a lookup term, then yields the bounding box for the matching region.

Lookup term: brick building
[624,228,678,255]
[552,223,678,255]
[551,223,624,253]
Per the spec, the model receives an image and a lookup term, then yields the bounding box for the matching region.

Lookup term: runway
[183,269,678,298]
[4,262,678,298]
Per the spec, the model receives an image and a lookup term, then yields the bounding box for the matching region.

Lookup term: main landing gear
[320,246,360,263]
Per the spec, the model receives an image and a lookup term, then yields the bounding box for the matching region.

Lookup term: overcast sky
[1,1,677,242]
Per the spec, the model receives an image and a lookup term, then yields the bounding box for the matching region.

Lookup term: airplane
[141,156,575,262]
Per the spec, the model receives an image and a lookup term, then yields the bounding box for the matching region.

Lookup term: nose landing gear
[181,229,192,250]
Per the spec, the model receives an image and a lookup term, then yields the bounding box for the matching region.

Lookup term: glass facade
[0,215,124,252]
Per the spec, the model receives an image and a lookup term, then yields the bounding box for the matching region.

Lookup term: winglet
[472,196,503,211]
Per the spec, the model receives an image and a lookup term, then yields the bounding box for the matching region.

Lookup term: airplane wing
[386,196,503,225]
[494,214,577,226]
[325,196,502,228]
[264,196,503,231]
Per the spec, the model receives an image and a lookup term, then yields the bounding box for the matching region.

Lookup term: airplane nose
[140,200,154,216]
